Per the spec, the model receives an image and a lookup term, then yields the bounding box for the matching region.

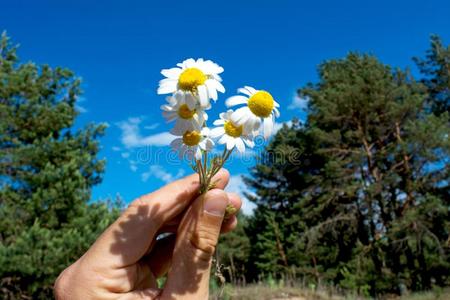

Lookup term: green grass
[210,284,450,300]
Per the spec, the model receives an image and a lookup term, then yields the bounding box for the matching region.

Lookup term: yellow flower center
[224,121,243,138]
[178,68,207,91]
[247,91,275,118]
[177,104,196,119]
[182,130,201,146]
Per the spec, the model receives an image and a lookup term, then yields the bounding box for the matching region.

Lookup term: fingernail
[203,190,228,216]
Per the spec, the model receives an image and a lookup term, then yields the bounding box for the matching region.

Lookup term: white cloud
[121,152,130,159]
[76,105,88,113]
[75,96,88,113]
[288,94,309,111]
[141,172,151,182]
[144,123,160,130]
[225,174,256,215]
[138,132,174,147]
[141,165,185,183]
[112,146,121,152]
[128,117,142,124]
[274,120,293,134]
[117,117,174,148]
[129,160,138,172]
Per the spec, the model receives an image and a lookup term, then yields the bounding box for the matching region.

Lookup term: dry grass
[215,285,343,300]
[210,284,450,300]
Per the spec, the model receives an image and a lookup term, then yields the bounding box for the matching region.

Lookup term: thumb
[161,189,228,299]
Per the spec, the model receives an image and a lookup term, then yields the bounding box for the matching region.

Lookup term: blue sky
[1,0,449,214]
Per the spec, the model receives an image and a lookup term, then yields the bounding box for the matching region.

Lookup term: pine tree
[299,52,449,294]
[0,32,120,299]
[414,35,450,115]
[216,213,251,285]
[245,50,449,295]
[244,120,328,283]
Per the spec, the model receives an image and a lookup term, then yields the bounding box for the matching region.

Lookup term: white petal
[244,86,257,95]
[200,138,214,151]
[207,78,225,93]
[185,93,197,110]
[157,80,177,94]
[205,80,218,101]
[192,114,201,126]
[203,60,224,74]
[201,61,215,74]
[248,117,261,135]
[226,95,248,107]
[201,111,208,122]
[218,135,228,145]
[235,138,245,153]
[168,94,179,105]
[263,117,273,139]
[274,108,280,118]
[231,107,251,125]
[196,58,204,65]
[219,112,228,120]
[199,139,206,148]
[224,110,234,119]
[161,67,182,79]
[212,73,222,82]
[214,80,225,93]
[243,137,255,148]
[160,104,173,112]
[162,111,177,122]
[197,85,209,107]
[213,119,225,126]
[210,127,225,138]
[274,100,280,108]
[183,58,196,68]
[170,138,183,149]
[195,147,202,160]
[159,78,176,85]
[207,138,215,149]
[202,102,212,110]
[237,87,253,97]
[252,117,261,131]
[170,120,190,135]
[170,126,180,136]
[157,85,176,95]
[226,138,236,150]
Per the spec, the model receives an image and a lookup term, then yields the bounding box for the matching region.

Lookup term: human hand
[54,169,241,299]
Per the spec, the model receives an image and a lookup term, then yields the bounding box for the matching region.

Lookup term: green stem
[196,159,205,193]
[197,148,237,218]
[202,150,208,178]
[198,148,234,194]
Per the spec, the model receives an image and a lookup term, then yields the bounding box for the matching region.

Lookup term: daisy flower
[210,110,255,154]
[161,92,207,135]
[170,128,214,160]
[157,58,225,109]
[225,86,280,139]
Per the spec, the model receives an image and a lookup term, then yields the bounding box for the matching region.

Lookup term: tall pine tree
[246,45,449,296]
[301,52,449,294]
[414,35,450,115]
[0,33,120,299]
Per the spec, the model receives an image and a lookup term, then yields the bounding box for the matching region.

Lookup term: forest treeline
[0,32,449,299]
[0,33,122,299]
[217,35,449,297]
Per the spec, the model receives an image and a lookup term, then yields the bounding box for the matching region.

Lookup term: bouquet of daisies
[158,58,280,201]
